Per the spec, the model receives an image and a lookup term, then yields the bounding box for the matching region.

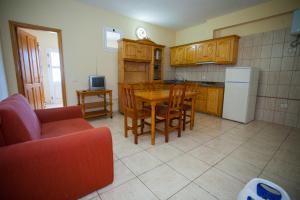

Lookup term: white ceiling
[80,0,270,30]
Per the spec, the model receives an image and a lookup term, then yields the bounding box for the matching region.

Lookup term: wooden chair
[182,83,199,130]
[155,85,186,142]
[121,84,151,144]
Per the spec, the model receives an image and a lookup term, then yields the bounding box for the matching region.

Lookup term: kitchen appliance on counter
[223,67,259,123]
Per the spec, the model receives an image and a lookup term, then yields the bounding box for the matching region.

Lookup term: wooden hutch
[118,38,165,112]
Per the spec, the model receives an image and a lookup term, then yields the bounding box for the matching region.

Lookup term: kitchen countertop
[163,80,225,88]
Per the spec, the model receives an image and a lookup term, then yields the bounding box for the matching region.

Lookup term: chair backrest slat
[121,84,137,114]
[167,84,186,114]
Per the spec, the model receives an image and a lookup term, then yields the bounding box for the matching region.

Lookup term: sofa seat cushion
[41,118,93,138]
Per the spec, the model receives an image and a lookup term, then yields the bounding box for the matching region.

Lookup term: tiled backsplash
[174,27,300,128]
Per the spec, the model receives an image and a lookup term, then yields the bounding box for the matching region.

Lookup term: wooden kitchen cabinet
[123,41,151,61]
[118,38,165,112]
[185,44,196,64]
[215,36,239,64]
[206,87,224,117]
[170,47,182,65]
[195,86,208,113]
[195,86,224,117]
[170,35,239,66]
[196,41,216,62]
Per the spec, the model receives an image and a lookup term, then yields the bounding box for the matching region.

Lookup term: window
[104,27,122,50]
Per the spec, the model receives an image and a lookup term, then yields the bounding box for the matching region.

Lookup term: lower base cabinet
[195,86,224,117]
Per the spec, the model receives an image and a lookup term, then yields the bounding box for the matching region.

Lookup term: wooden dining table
[135,89,199,145]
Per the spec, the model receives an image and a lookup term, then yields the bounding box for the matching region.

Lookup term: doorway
[9,21,67,109]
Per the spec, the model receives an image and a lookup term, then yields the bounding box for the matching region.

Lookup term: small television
[89,76,105,90]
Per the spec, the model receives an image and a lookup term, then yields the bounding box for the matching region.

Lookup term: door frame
[9,20,67,106]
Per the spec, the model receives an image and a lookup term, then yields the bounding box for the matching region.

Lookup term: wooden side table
[76,90,113,119]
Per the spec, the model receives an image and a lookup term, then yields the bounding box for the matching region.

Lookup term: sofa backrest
[0,94,41,146]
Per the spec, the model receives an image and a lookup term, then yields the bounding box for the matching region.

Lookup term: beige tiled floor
[81,113,300,200]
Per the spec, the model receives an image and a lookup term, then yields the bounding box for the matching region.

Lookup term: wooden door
[215,38,233,63]
[17,29,44,109]
[185,44,196,64]
[206,88,219,115]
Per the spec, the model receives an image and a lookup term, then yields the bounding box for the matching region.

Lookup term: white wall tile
[265,85,278,97]
[263,31,274,45]
[284,113,298,127]
[259,71,269,84]
[252,46,262,59]
[275,99,288,112]
[255,109,264,120]
[268,72,279,84]
[291,71,300,85]
[258,84,267,96]
[273,29,285,44]
[261,45,272,58]
[287,100,300,114]
[289,86,300,99]
[260,58,270,71]
[284,28,298,43]
[253,33,263,46]
[270,58,282,71]
[279,71,292,85]
[283,42,296,57]
[277,85,290,98]
[281,57,295,71]
[256,97,265,109]
[264,98,276,110]
[271,43,283,58]
[244,36,254,47]
[293,56,300,70]
[273,111,286,125]
[263,110,274,122]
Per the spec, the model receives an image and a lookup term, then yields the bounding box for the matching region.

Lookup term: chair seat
[156,105,181,118]
[182,104,192,111]
[126,108,151,119]
[41,118,93,138]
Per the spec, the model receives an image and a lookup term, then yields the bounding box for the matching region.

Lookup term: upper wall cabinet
[215,36,239,64]
[170,35,239,66]
[185,44,197,64]
[170,46,186,65]
[196,41,216,63]
[123,41,152,61]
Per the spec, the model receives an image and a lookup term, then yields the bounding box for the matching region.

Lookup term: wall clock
[136,27,147,39]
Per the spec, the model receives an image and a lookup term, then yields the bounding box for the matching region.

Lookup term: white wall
[0,38,8,100]
[0,0,176,108]
[21,29,59,104]
[175,0,300,45]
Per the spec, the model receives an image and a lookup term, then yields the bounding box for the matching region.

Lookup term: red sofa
[0,94,114,200]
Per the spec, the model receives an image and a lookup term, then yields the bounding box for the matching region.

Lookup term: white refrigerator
[222,67,259,123]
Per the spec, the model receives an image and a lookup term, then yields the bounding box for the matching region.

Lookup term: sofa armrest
[35,106,82,123]
[0,127,114,200]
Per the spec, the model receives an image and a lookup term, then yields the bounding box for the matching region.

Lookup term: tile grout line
[118,159,162,200]
[190,124,266,185]
[257,127,293,178]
